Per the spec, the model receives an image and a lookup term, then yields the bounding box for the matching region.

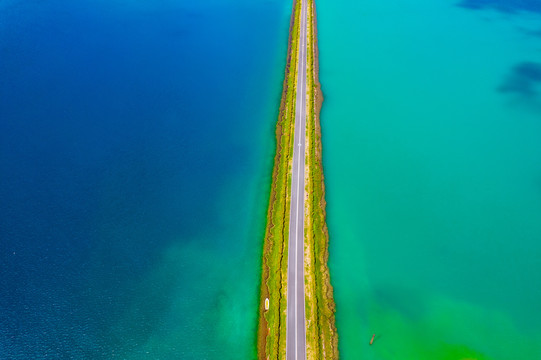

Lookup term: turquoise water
[0,0,291,358]
[318,0,541,359]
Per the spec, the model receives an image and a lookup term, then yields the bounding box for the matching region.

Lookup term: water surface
[318,0,541,358]
[0,0,291,358]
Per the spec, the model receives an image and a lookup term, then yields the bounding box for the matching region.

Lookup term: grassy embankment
[257,0,302,359]
[303,0,339,358]
[257,0,338,359]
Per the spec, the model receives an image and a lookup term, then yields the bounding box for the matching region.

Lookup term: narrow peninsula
[257,0,338,359]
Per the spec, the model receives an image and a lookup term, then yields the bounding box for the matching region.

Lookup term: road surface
[285,0,308,359]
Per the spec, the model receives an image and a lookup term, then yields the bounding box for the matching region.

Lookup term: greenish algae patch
[362,291,541,360]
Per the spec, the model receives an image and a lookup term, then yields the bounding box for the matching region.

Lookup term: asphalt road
[285,0,308,359]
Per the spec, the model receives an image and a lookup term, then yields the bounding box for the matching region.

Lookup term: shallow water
[0,0,291,358]
[317,0,541,358]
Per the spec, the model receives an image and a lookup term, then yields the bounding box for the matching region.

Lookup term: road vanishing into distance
[285,0,308,359]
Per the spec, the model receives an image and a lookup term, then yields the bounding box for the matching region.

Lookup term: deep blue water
[0,0,290,358]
